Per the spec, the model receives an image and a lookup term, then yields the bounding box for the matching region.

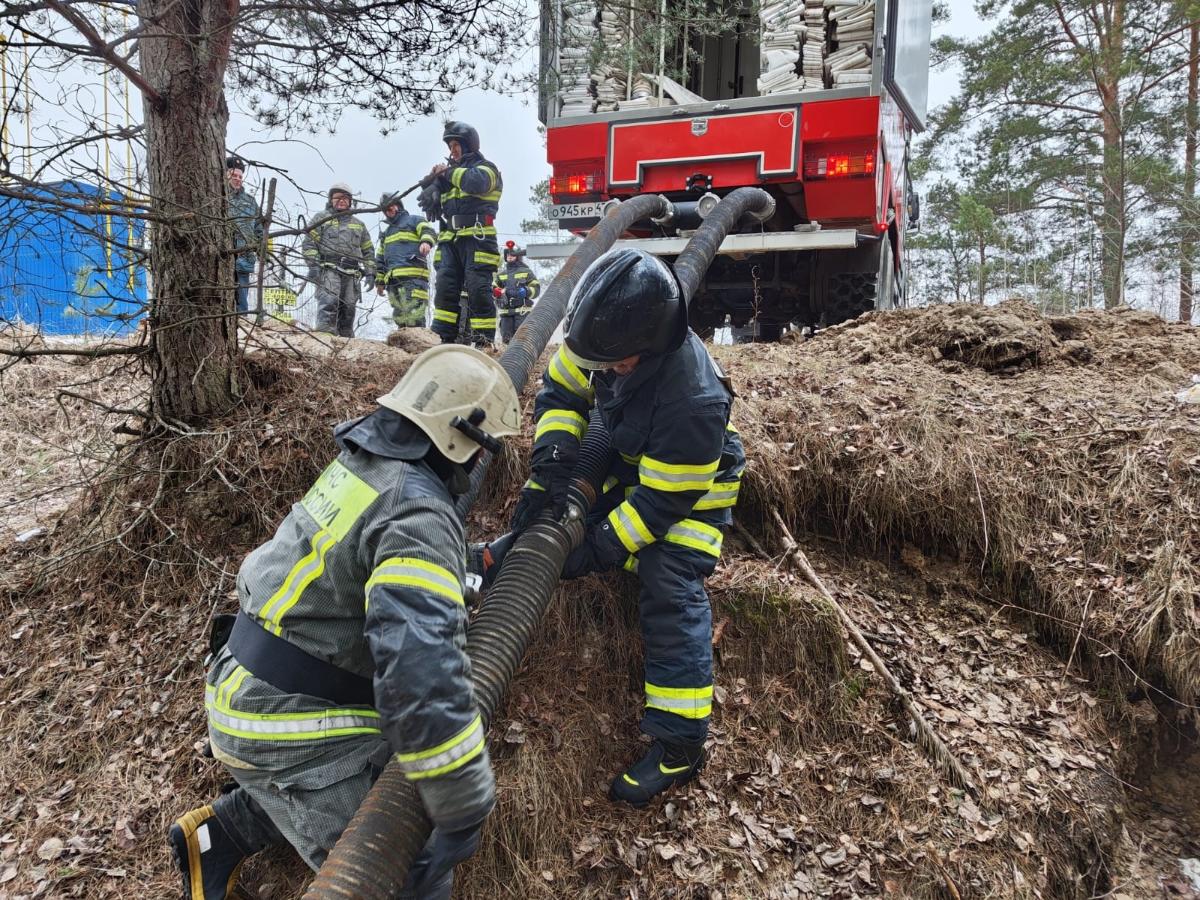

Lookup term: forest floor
[0,302,1197,899]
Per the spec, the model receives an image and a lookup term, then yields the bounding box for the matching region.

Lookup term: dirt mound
[807,299,1200,376]
[0,304,1195,898]
[723,301,1200,714]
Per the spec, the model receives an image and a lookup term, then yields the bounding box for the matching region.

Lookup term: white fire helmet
[377,345,521,463]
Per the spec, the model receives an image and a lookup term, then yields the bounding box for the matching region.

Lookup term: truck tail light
[551,171,604,197]
[803,151,876,179]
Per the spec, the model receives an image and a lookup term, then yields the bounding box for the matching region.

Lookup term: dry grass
[723,301,1200,718]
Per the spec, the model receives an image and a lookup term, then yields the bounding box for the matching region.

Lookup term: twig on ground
[766,508,980,798]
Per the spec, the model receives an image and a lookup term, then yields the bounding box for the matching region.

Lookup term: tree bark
[1097,0,1126,309]
[1181,19,1198,325]
[139,0,239,424]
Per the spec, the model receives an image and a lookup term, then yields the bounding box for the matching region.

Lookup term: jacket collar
[334,408,430,460]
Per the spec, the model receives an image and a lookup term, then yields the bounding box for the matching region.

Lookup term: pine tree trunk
[139,0,239,424]
[977,237,986,305]
[1181,20,1198,325]
[1097,0,1126,310]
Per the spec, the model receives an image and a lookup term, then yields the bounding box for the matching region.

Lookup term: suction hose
[672,187,774,304]
[303,193,669,900]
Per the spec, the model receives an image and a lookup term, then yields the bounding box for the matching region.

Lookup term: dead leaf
[36,837,63,860]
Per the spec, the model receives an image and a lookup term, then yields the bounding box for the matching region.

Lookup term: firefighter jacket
[302,205,376,278]
[437,151,503,225]
[375,210,436,286]
[495,261,539,314]
[228,186,263,274]
[531,332,745,565]
[206,409,491,827]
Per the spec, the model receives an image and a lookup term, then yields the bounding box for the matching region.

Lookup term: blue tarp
[0,180,148,336]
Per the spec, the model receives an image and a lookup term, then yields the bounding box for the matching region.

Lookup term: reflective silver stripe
[396,715,485,779]
[693,481,741,510]
[206,703,381,741]
[638,456,719,492]
[366,557,462,606]
[610,503,654,551]
[664,519,723,557]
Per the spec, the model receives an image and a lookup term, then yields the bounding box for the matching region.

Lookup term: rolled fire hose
[305,188,774,899]
[303,193,670,900]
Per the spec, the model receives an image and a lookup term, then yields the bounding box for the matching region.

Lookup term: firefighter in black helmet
[427,122,503,347]
[477,248,746,808]
[493,241,540,343]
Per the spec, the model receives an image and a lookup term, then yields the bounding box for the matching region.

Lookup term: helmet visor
[561,342,611,371]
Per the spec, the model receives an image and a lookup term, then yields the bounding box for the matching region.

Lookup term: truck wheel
[814,235,899,325]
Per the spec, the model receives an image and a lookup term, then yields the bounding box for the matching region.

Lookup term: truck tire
[813,235,899,325]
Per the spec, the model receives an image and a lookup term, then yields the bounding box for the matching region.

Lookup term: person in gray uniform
[168,345,521,900]
[302,183,376,336]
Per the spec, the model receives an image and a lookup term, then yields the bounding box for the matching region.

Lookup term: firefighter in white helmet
[302,182,376,337]
[169,345,520,900]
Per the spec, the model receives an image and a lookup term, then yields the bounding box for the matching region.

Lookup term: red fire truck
[532,0,932,338]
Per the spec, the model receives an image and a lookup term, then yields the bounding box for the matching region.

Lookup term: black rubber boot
[608,740,706,808]
[168,805,246,900]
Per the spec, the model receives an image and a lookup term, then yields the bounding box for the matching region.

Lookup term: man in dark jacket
[375,192,436,331]
[493,242,540,343]
[480,248,745,808]
[427,122,502,347]
[226,156,263,315]
[168,345,522,900]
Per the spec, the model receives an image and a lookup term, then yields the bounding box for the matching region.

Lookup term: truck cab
[534,0,932,337]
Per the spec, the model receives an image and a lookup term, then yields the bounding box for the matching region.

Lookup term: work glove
[564,520,629,576]
[510,439,576,534]
[403,826,481,898]
[408,748,495,896]
[492,285,503,299]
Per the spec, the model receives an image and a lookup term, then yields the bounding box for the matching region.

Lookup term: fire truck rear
[532,0,932,338]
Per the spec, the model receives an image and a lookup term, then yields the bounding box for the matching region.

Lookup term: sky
[226,0,988,248]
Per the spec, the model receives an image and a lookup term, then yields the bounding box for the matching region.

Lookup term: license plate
[548,201,606,221]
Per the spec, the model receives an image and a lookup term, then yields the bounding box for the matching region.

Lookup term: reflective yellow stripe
[388,266,428,279]
[623,554,639,573]
[365,557,463,607]
[383,231,422,243]
[607,501,654,553]
[525,478,545,491]
[474,251,500,266]
[547,347,594,401]
[692,480,741,511]
[258,530,336,636]
[535,409,586,441]
[645,682,713,719]
[620,452,642,465]
[396,715,485,780]
[602,475,620,493]
[438,231,455,243]
[664,518,723,557]
[411,288,429,300]
[433,309,458,323]
[639,455,719,493]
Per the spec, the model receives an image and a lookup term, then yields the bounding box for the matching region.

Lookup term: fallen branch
[765,509,979,797]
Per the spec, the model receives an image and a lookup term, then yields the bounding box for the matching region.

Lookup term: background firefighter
[493,241,540,343]
[168,345,522,900]
[478,248,745,808]
[302,183,376,337]
[427,122,502,347]
[375,192,436,330]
